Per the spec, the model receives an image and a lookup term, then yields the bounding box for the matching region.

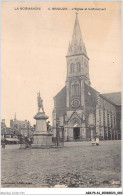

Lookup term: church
[52,14,121,141]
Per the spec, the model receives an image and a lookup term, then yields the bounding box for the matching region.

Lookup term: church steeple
[71,13,83,47]
[66,13,90,86]
[67,13,87,57]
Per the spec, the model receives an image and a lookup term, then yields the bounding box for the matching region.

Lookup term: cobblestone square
[1,141,121,188]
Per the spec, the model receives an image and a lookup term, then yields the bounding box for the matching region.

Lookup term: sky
[1,1,121,127]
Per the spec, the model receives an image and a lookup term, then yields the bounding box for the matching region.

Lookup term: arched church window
[76,62,81,72]
[71,81,80,98]
[70,63,74,73]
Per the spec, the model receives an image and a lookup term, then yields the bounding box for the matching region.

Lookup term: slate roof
[84,83,98,107]
[54,86,66,118]
[101,92,121,106]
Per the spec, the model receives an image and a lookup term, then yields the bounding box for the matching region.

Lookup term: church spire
[71,12,83,47]
[67,13,87,57]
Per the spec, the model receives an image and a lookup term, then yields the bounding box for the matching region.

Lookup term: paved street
[1,141,121,188]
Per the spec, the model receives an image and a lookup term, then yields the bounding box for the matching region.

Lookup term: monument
[32,92,53,148]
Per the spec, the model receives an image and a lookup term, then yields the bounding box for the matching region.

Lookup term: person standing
[96,137,99,146]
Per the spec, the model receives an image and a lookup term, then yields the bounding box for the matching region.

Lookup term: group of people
[19,136,34,149]
[1,136,34,149]
[91,137,99,146]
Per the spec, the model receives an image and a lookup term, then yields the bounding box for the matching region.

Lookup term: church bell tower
[66,13,90,111]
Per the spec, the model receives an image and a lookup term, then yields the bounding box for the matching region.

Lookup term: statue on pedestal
[37,92,44,113]
[32,92,52,148]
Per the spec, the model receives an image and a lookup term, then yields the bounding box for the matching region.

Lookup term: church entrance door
[73,127,80,141]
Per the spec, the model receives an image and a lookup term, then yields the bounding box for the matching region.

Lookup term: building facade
[1,119,6,129]
[10,114,31,129]
[10,114,33,137]
[52,14,121,141]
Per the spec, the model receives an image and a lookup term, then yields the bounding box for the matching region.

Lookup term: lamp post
[56,119,60,146]
[61,126,64,146]
[27,121,29,138]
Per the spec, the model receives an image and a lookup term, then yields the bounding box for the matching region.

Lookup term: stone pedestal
[32,112,53,148]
